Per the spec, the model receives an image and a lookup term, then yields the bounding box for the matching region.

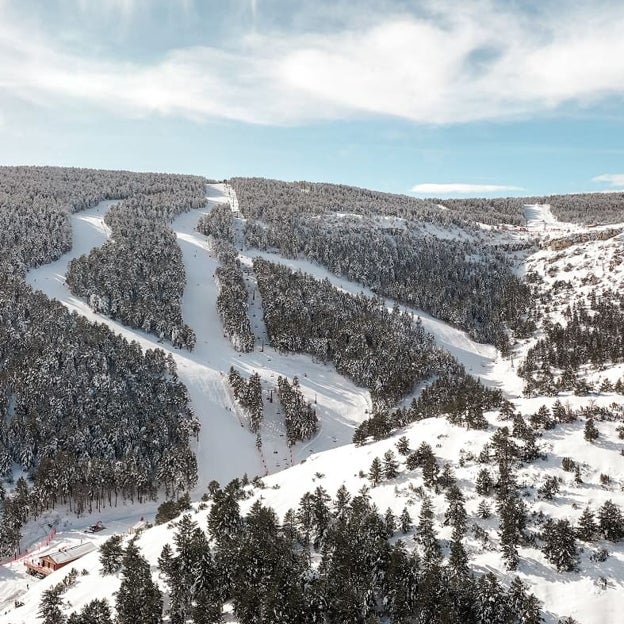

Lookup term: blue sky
[1,0,624,197]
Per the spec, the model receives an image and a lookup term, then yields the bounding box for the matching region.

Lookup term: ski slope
[24,185,371,494]
[216,182,523,397]
[4,184,624,624]
[523,203,577,234]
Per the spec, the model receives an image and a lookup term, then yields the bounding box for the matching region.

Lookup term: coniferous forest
[0,167,203,556]
[66,180,206,349]
[232,177,531,348]
[253,257,454,405]
[1,167,624,624]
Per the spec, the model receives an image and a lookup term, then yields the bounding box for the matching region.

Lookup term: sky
[1,0,624,197]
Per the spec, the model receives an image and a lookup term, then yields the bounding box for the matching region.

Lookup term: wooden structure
[129,518,146,534]
[25,542,95,577]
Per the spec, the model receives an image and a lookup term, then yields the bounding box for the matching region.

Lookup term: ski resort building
[24,542,96,577]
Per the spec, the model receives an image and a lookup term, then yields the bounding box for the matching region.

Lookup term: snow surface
[3,393,624,624]
[524,203,576,234]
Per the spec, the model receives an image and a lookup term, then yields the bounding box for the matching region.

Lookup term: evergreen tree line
[435,192,624,226]
[230,176,468,226]
[519,289,624,395]
[358,403,624,581]
[228,368,264,433]
[77,479,546,624]
[45,481,623,623]
[276,375,318,445]
[253,258,456,405]
[0,279,199,555]
[66,185,206,350]
[213,240,254,352]
[254,217,528,348]
[0,166,208,275]
[233,178,530,347]
[197,203,234,242]
[353,367,503,443]
[39,537,162,624]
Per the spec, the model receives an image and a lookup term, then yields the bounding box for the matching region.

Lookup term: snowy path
[523,203,577,234]
[25,185,370,493]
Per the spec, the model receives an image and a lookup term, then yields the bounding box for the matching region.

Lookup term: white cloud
[410,183,523,195]
[1,1,624,125]
[592,173,624,187]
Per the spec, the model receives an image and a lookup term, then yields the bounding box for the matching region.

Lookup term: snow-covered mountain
[1,176,624,624]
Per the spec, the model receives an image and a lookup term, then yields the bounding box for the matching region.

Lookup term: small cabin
[129,519,147,534]
[25,542,95,577]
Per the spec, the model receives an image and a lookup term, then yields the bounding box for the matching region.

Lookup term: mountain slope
[2,176,624,623]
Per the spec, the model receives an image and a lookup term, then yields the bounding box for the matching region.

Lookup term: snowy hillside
[2,177,624,624]
[3,392,624,624]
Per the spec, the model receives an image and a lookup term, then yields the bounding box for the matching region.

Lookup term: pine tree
[477,499,492,519]
[312,486,332,544]
[67,599,113,624]
[512,413,530,439]
[542,518,578,572]
[281,508,299,543]
[157,543,174,577]
[584,418,599,443]
[444,485,467,535]
[368,457,383,487]
[490,426,518,468]
[384,541,420,622]
[576,506,597,541]
[552,399,571,424]
[39,585,66,624]
[207,487,242,547]
[508,577,543,624]
[475,468,494,496]
[352,425,367,446]
[600,378,613,393]
[417,496,441,569]
[396,436,410,456]
[384,507,396,537]
[247,372,264,433]
[191,549,223,624]
[165,514,206,624]
[438,463,456,490]
[334,484,352,518]
[99,534,125,575]
[421,452,439,489]
[297,492,314,546]
[475,572,511,624]
[405,451,419,471]
[538,475,560,500]
[116,540,162,624]
[399,507,412,534]
[448,526,469,578]
[465,405,489,430]
[382,450,399,480]
[598,500,624,541]
[498,496,523,571]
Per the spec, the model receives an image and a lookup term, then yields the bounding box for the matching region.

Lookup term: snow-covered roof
[45,542,95,565]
